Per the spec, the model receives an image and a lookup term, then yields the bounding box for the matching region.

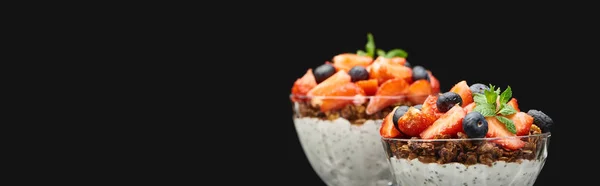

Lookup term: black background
[277,26,588,185]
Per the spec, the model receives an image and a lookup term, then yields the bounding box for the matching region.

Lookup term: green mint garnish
[366,33,375,58]
[473,84,518,134]
[384,49,408,58]
[377,49,386,57]
[357,50,367,56]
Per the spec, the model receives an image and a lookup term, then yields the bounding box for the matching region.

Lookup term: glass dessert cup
[291,94,432,186]
[381,133,551,186]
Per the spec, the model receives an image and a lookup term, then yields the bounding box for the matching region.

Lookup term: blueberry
[527,109,554,133]
[463,112,488,138]
[313,64,336,83]
[348,66,369,82]
[436,92,463,112]
[413,104,423,110]
[392,106,410,128]
[469,83,489,95]
[405,61,412,68]
[412,66,429,82]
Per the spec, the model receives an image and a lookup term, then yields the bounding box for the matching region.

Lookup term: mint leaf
[498,103,517,116]
[474,103,496,116]
[473,93,487,105]
[484,89,497,105]
[499,86,512,104]
[496,116,517,134]
[495,87,501,95]
[377,49,386,57]
[366,33,375,57]
[385,49,408,58]
[357,50,367,56]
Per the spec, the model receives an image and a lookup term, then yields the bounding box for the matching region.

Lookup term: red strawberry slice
[407,79,432,105]
[333,53,373,72]
[420,105,467,139]
[366,78,409,115]
[355,79,378,96]
[291,69,317,101]
[507,98,520,112]
[426,70,440,94]
[508,112,533,136]
[307,70,351,96]
[389,57,407,65]
[380,107,403,138]
[449,80,474,106]
[486,117,526,150]
[397,107,436,137]
[318,82,366,112]
[463,102,476,113]
[421,95,443,119]
[368,58,412,85]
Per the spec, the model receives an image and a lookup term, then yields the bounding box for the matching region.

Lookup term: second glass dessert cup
[381,133,551,186]
[291,94,432,186]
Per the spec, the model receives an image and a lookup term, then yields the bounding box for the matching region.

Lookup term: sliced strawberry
[366,78,409,115]
[307,70,351,96]
[332,53,373,72]
[380,106,403,138]
[389,57,407,65]
[420,105,466,139]
[486,117,526,150]
[318,82,366,112]
[368,58,412,85]
[397,107,436,137]
[508,112,533,136]
[421,95,443,119]
[407,79,432,105]
[507,98,520,112]
[463,102,476,113]
[355,79,378,96]
[426,70,440,94]
[449,80,474,106]
[291,69,317,97]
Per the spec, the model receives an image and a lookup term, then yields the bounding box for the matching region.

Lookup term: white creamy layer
[294,117,393,186]
[389,157,545,186]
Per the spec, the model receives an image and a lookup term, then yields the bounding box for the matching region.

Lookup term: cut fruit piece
[463,102,476,113]
[407,79,432,105]
[427,70,440,94]
[366,78,410,115]
[307,70,351,97]
[380,107,403,138]
[368,59,412,85]
[291,69,317,101]
[449,80,474,106]
[332,53,373,72]
[397,107,436,137]
[355,79,378,96]
[317,82,366,112]
[507,98,520,112]
[420,105,467,139]
[486,117,526,150]
[420,95,443,119]
[509,112,534,136]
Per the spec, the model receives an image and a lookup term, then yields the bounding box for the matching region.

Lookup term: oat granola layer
[294,100,414,125]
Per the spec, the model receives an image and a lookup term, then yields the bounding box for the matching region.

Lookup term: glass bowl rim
[381,132,551,142]
[290,93,434,100]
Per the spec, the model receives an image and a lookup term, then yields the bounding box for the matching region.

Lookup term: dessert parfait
[379,80,553,186]
[290,33,441,186]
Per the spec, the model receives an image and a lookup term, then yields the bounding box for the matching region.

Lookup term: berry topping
[420,105,467,139]
[485,117,525,150]
[366,78,409,115]
[355,79,378,96]
[381,106,403,138]
[397,107,436,137]
[348,66,369,82]
[436,92,463,113]
[469,83,489,95]
[527,109,553,133]
[407,79,432,104]
[332,53,373,72]
[392,105,410,127]
[508,112,534,136]
[412,66,429,82]
[462,112,488,138]
[507,98,520,112]
[463,102,476,113]
[421,95,443,119]
[291,69,317,97]
[369,58,413,85]
[449,80,474,106]
[313,63,336,83]
[404,61,411,68]
[413,104,423,110]
[426,70,440,94]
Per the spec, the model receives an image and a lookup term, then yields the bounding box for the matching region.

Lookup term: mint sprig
[355,33,409,59]
[366,33,375,57]
[384,49,408,58]
[473,84,517,134]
